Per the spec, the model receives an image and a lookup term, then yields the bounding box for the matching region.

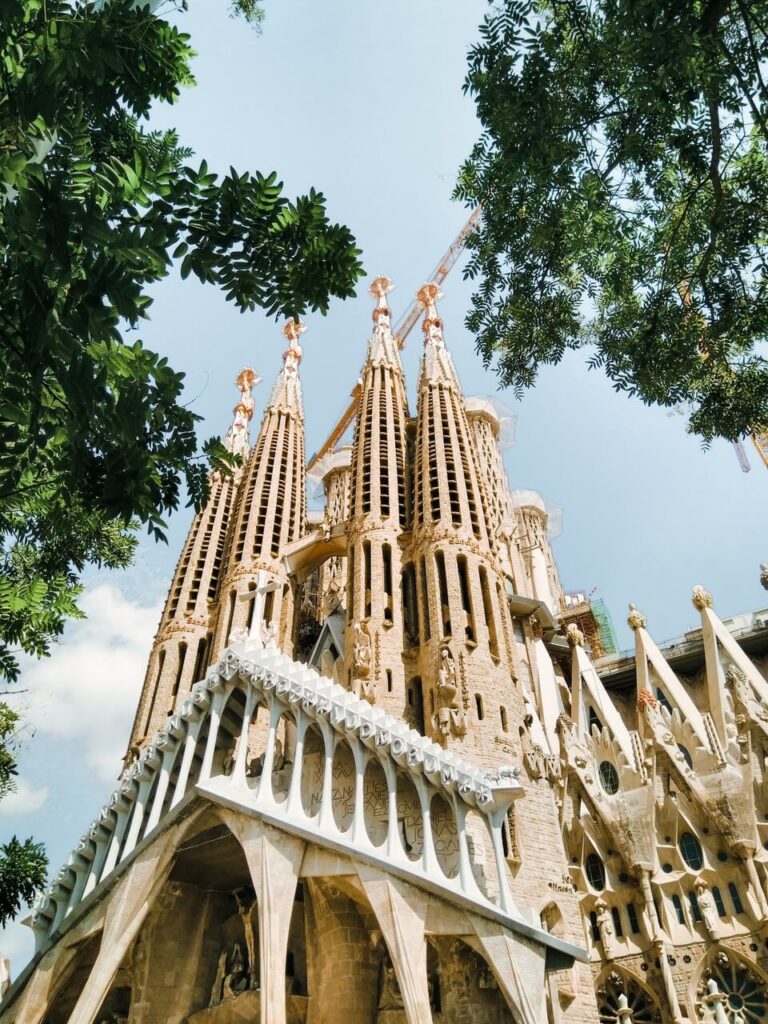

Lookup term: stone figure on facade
[760,563,768,591]
[695,878,720,939]
[433,646,466,739]
[595,899,615,958]
[627,603,647,631]
[261,619,278,649]
[352,620,375,701]
[222,942,247,999]
[235,888,259,990]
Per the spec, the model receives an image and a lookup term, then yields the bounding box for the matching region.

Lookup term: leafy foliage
[0,706,48,926]
[0,837,48,928]
[0,0,363,677]
[456,0,768,441]
[0,0,362,921]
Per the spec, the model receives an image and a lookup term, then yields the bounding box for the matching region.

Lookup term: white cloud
[0,778,49,817]
[11,584,162,781]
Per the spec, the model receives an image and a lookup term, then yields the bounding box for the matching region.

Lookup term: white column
[351,743,368,846]
[170,717,204,808]
[452,796,473,895]
[83,824,112,898]
[199,689,227,781]
[233,686,257,782]
[317,721,336,832]
[415,777,436,877]
[121,774,155,859]
[489,809,514,914]
[383,759,400,860]
[255,697,281,806]
[100,793,134,880]
[144,745,177,834]
[286,711,308,816]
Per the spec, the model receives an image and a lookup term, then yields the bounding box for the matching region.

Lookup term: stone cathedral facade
[3,277,768,1024]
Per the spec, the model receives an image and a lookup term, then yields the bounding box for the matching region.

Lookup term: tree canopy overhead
[0,0,363,922]
[456,0,768,442]
[0,0,364,683]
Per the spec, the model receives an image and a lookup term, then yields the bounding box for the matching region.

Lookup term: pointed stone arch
[595,966,661,1023]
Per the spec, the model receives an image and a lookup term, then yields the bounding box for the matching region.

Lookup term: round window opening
[680,831,704,871]
[585,853,606,892]
[708,954,768,1024]
[599,760,619,795]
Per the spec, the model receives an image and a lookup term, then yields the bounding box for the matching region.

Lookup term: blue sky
[2,0,767,971]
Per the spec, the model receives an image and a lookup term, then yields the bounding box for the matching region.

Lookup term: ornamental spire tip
[370,276,394,328]
[418,282,444,347]
[224,366,260,456]
[282,319,306,374]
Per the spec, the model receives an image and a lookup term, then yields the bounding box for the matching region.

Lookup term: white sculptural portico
[3,636,583,1024]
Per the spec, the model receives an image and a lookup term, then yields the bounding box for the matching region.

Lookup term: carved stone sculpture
[235,888,258,990]
[564,622,584,647]
[692,585,713,610]
[353,621,372,674]
[695,878,720,939]
[761,563,768,591]
[261,619,278,649]
[434,646,466,739]
[626,603,647,631]
[352,621,375,701]
[378,954,404,1010]
[595,899,615,958]
[222,942,247,999]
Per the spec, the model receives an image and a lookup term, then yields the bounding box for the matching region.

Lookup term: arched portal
[596,968,661,1023]
[692,949,768,1024]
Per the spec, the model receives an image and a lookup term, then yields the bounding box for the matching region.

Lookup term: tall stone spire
[408,283,522,761]
[210,321,308,659]
[345,277,411,716]
[126,369,259,756]
[412,282,489,545]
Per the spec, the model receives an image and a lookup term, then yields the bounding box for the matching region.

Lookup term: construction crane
[306,205,768,475]
[306,207,482,473]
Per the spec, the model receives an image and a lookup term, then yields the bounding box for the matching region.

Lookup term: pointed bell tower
[210,320,307,659]
[344,277,411,715]
[126,367,259,754]
[409,283,524,766]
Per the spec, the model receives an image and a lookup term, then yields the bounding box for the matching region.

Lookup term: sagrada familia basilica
[2,277,768,1024]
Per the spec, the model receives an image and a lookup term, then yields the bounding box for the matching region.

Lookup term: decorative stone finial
[761,563,768,591]
[370,275,393,306]
[637,689,658,713]
[627,603,646,631]
[370,276,393,328]
[417,281,444,347]
[224,366,261,456]
[282,319,306,375]
[417,281,442,315]
[692,585,712,610]
[565,623,584,648]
